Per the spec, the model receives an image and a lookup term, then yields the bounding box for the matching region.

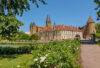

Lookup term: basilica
[30,15,96,40]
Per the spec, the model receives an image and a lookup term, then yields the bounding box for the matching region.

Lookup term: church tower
[30,22,37,35]
[46,15,51,27]
[87,16,96,35]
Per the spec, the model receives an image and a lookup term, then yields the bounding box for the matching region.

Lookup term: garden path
[81,44,100,68]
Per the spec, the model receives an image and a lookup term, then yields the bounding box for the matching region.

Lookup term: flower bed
[31,39,81,68]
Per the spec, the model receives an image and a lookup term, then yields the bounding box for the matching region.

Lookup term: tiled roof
[39,25,81,33]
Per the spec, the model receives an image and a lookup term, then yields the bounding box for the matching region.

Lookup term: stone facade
[80,16,96,39]
[30,15,83,40]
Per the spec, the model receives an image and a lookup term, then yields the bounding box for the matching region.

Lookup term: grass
[0,54,33,68]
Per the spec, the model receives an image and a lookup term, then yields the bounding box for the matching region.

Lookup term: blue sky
[16,0,99,32]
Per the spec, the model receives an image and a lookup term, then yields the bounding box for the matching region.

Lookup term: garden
[0,39,81,68]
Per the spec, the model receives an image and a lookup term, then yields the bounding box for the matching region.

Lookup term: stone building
[80,16,96,39]
[30,15,83,40]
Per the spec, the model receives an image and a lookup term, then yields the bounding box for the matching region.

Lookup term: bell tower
[46,15,51,27]
[30,22,37,35]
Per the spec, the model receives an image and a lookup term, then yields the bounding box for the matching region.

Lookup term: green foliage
[96,33,100,39]
[95,23,100,39]
[15,31,30,40]
[0,15,23,40]
[31,39,80,68]
[0,0,47,16]
[94,0,100,20]
[95,23,100,33]
[0,54,33,68]
[30,34,41,40]
[98,42,100,45]
[0,40,81,68]
[0,46,32,55]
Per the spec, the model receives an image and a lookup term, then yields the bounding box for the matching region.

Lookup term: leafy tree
[95,23,100,39]
[0,0,47,16]
[0,15,23,40]
[14,31,30,40]
[95,23,100,33]
[30,34,41,40]
[94,0,100,20]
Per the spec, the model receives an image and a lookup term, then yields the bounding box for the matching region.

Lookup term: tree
[0,0,47,16]
[95,23,100,33]
[95,23,100,39]
[0,15,23,40]
[29,34,41,41]
[94,0,100,20]
[12,31,30,40]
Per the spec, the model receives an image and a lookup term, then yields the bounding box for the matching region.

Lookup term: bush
[31,39,80,68]
[96,33,100,39]
[98,42,100,45]
[0,46,32,55]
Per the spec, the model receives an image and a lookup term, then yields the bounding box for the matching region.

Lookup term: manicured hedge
[0,46,33,55]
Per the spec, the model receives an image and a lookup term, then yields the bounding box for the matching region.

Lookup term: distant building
[80,16,96,39]
[30,15,83,40]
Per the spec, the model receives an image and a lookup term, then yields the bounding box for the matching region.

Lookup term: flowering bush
[31,39,80,68]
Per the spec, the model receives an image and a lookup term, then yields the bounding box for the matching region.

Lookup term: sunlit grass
[0,54,33,68]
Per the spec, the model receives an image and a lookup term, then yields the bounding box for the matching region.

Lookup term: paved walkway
[81,44,100,68]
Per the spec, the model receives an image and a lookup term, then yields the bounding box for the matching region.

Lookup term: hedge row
[0,46,33,54]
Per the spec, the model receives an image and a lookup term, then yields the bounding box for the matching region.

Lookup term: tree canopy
[95,23,100,33]
[29,34,41,40]
[0,15,23,39]
[0,0,47,16]
[94,0,100,20]
[95,23,100,39]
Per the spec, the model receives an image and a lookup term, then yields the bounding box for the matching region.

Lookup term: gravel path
[81,44,100,68]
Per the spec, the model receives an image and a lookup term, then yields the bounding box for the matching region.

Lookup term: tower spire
[46,14,51,22]
[46,14,51,27]
[87,16,94,24]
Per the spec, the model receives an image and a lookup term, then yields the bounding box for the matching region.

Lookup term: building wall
[88,23,96,35]
[38,30,83,40]
[30,25,37,35]
[61,31,83,40]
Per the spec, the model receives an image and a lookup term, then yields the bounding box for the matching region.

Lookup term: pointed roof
[87,16,94,23]
[32,22,36,26]
[46,15,51,22]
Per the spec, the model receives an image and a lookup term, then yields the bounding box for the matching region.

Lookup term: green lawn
[0,54,33,68]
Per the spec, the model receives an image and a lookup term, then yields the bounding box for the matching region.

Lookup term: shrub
[31,39,80,68]
[0,46,32,55]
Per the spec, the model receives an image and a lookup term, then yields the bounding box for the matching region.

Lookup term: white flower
[45,54,48,57]
[44,65,47,67]
[40,56,46,63]
[34,58,38,62]
[17,65,20,68]
[38,66,41,68]
[46,62,49,63]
